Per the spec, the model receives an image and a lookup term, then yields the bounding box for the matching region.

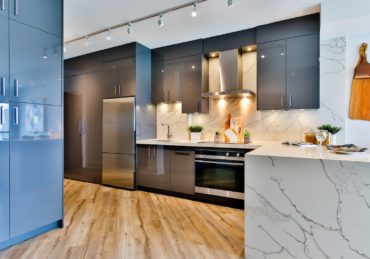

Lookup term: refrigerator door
[102,153,135,189]
[102,97,135,155]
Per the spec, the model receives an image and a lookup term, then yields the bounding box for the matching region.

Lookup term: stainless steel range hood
[202,49,256,98]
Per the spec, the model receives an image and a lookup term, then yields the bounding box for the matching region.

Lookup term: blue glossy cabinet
[9,103,63,238]
[0,0,8,17]
[0,103,9,243]
[10,20,62,106]
[0,17,8,102]
[9,0,62,36]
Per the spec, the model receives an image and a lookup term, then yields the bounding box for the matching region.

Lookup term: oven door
[195,158,244,199]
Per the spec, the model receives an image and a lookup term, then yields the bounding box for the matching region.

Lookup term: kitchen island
[245,144,370,259]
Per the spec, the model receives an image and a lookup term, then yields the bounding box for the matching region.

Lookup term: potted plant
[317,124,342,145]
[188,125,203,142]
[243,129,251,144]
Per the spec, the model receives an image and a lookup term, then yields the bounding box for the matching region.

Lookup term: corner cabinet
[137,146,195,195]
[257,34,319,110]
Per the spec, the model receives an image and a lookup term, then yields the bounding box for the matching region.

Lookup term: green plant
[188,125,203,133]
[317,124,342,135]
[243,129,251,137]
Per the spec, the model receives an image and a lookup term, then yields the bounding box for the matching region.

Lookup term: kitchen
[1,0,370,258]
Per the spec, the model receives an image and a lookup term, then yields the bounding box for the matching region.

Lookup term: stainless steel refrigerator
[102,97,135,189]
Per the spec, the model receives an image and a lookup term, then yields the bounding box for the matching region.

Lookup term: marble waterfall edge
[245,155,370,259]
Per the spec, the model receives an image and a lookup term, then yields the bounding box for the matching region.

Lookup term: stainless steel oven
[195,149,248,200]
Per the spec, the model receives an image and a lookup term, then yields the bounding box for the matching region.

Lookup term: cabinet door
[118,58,136,97]
[170,150,195,194]
[9,0,62,36]
[181,56,202,113]
[137,146,171,191]
[257,40,287,110]
[151,60,165,104]
[10,103,63,238]
[0,103,9,242]
[287,34,319,109]
[10,21,62,105]
[102,61,119,98]
[0,17,8,102]
[164,59,181,103]
[0,0,8,17]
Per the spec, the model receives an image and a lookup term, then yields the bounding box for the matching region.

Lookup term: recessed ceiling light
[261,55,265,59]
[158,14,164,27]
[191,2,198,17]
[106,29,112,41]
[127,23,133,35]
[247,47,252,51]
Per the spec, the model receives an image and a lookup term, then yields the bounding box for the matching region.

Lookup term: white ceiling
[64,0,322,59]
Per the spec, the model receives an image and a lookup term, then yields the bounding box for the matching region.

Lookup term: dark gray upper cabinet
[257,40,287,110]
[203,28,256,53]
[9,103,63,238]
[152,40,202,61]
[0,103,9,243]
[103,57,136,98]
[0,0,8,17]
[286,34,319,109]
[9,0,62,37]
[137,146,171,191]
[170,150,195,195]
[10,20,62,105]
[0,17,8,102]
[256,13,320,44]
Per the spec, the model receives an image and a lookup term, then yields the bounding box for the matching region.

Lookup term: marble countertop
[136,139,264,150]
[247,142,370,163]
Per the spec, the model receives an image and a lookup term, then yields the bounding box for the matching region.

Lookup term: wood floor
[0,179,244,259]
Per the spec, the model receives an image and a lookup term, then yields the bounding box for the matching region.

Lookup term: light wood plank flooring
[0,179,244,259]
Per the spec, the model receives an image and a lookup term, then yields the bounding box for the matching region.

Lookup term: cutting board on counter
[349,43,370,121]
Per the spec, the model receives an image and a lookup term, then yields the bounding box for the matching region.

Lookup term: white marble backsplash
[157,37,347,143]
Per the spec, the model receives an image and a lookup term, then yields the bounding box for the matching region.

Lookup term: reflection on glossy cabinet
[10,21,62,105]
[257,40,287,110]
[9,0,62,36]
[137,146,171,191]
[0,17,8,102]
[0,103,9,243]
[0,0,8,17]
[9,103,63,238]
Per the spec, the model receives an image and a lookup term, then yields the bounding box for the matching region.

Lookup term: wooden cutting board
[349,43,370,121]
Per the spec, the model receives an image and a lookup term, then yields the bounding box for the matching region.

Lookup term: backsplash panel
[157,37,346,143]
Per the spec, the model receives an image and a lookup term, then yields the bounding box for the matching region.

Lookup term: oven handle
[195,160,244,166]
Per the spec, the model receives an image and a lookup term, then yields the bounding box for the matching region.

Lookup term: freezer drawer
[102,153,135,189]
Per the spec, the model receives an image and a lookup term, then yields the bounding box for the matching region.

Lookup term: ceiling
[64,0,322,59]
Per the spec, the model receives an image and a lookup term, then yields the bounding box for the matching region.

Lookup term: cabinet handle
[14,79,19,97]
[280,95,284,109]
[118,85,121,95]
[1,0,4,11]
[0,106,4,125]
[148,146,151,158]
[175,151,191,156]
[162,90,165,102]
[167,91,170,103]
[114,85,117,95]
[0,77,5,96]
[289,94,292,108]
[13,107,18,126]
[14,0,18,16]
[197,100,200,112]
[153,147,156,158]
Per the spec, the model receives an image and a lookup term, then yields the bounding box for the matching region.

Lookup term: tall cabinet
[0,0,63,250]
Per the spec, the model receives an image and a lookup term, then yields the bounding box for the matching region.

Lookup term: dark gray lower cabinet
[137,146,195,195]
[137,146,171,190]
[170,150,195,195]
[9,103,63,238]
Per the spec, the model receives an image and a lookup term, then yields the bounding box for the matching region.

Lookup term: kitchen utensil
[349,43,370,121]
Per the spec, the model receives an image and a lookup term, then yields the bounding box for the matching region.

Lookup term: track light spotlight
[158,14,164,27]
[191,2,198,17]
[227,0,235,7]
[127,23,133,35]
[106,29,112,41]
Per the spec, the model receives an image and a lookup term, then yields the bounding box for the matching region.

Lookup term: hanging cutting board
[349,43,370,121]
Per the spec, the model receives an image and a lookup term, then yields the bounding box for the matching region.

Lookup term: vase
[190,132,201,142]
[330,134,337,145]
